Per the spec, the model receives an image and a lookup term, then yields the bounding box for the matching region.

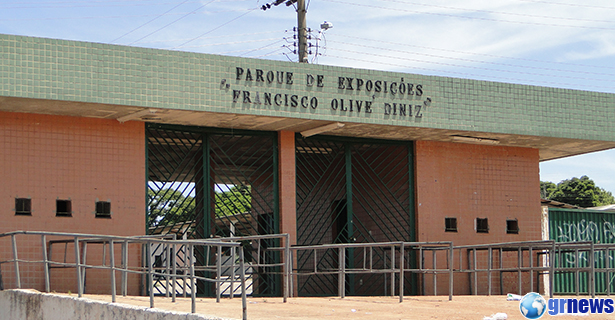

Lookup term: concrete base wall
[0,290,229,320]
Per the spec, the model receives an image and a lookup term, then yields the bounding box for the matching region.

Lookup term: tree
[148,188,195,227]
[215,185,251,217]
[542,175,615,208]
[540,181,556,199]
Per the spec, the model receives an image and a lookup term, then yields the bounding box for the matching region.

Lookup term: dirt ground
[72,293,615,320]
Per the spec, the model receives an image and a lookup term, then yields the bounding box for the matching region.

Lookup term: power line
[171,7,258,49]
[321,53,615,92]
[378,0,615,24]
[327,39,615,78]
[111,0,191,43]
[136,30,284,44]
[0,0,201,9]
[517,0,615,10]
[327,46,609,83]
[0,8,258,22]
[333,34,615,71]
[176,37,280,49]
[239,39,285,57]
[323,0,615,31]
[128,0,218,45]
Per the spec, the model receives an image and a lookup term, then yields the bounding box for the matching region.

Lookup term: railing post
[239,244,247,320]
[575,248,580,296]
[147,242,154,308]
[517,247,522,295]
[549,241,555,298]
[499,248,503,295]
[420,246,424,296]
[399,243,404,303]
[230,245,235,299]
[473,249,477,295]
[607,247,612,297]
[172,242,177,303]
[81,242,88,294]
[165,243,170,298]
[217,245,222,303]
[74,237,82,297]
[290,250,295,298]
[449,242,453,301]
[488,247,492,296]
[391,245,395,297]
[590,242,595,298]
[121,240,128,297]
[338,247,344,298]
[432,249,436,296]
[284,234,290,303]
[41,235,50,292]
[110,240,116,303]
[11,234,21,289]
[529,246,534,293]
[190,244,196,314]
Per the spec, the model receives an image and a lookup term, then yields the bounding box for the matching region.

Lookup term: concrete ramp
[0,289,232,320]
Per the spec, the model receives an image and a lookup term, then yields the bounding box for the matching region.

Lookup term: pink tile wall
[0,111,145,294]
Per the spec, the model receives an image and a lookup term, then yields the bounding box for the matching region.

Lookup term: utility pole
[296,0,308,63]
[261,0,310,63]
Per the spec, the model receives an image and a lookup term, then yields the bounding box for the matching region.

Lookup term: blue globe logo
[519,292,547,319]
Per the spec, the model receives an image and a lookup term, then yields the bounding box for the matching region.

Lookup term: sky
[1,0,615,192]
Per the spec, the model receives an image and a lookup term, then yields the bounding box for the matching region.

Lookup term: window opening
[506,219,519,234]
[56,199,72,217]
[445,217,457,232]
[476,217,489,233]
[15,198,31,216]
[96,201,111,218]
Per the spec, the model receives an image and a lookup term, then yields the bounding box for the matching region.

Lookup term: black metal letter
[365,101,373,113]
[235,67,244,80]
[310,97,318,109]
[232,90,240,102]
[416,84,423,96]
[256,69,264,82]
[338,77,345,89]
[286,72,294,85]
[384,103,391,115]
[317,75,324,87]
[331,99,338,110]
[243,91,251,103]
[346,77,354,90]
[306,74,314,86]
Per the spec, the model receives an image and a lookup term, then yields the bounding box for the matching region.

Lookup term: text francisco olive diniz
[230,67,432,118]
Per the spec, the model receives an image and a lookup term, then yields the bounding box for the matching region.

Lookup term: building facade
[1,34,615,296]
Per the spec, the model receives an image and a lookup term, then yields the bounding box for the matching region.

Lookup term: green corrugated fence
[549,208,615,294]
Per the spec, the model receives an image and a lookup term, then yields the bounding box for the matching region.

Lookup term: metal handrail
[214,233,291,302]
[0,231,248,320]
[289,241,454,302]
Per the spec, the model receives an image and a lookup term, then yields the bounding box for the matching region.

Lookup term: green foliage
[215,185,251,217]
[147,185,252,229]
[542,175,615,208]
[148,188,195,227]
[540,181,556,199]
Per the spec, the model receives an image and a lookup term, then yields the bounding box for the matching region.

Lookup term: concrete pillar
[278,131,297,245]
[278,131,298,297]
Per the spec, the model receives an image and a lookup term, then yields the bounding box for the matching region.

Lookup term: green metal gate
[295,135,416,296]
[146,124,280,296]
[549,208,615,295]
